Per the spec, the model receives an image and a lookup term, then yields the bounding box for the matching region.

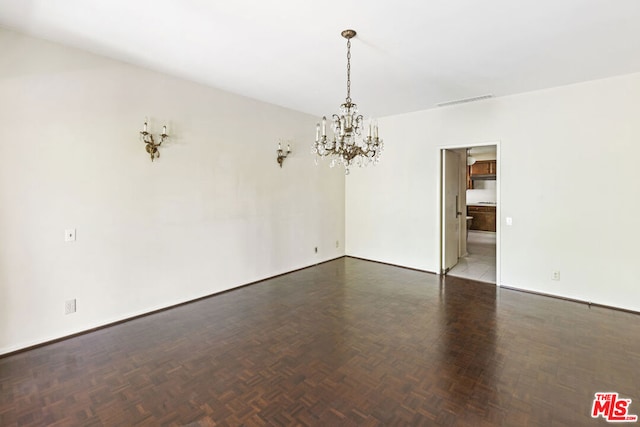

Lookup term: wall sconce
[140,121,168,162]
[277,141,291,167]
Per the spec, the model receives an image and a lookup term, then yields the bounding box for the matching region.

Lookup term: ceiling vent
[436,94,493,107]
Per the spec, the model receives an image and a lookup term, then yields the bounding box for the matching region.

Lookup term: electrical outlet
[65,299,76,314]
[552,271,560,281]
[65,229,76,242]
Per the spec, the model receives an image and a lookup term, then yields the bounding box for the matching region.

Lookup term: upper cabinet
[470,160,496,176]
[467,160,497,189]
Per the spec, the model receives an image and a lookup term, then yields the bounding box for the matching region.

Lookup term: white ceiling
[1,0,640,118]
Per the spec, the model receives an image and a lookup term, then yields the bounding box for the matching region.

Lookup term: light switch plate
[506,217,513,226]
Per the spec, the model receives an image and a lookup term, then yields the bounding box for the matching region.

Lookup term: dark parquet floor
[1,257,639,426]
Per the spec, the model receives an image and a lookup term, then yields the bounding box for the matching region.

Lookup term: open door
[441,149,462,273]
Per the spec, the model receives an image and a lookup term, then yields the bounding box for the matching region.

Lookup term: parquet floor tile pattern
[1,258,639,426]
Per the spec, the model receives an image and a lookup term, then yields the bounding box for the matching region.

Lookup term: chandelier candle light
[313,29,383,174]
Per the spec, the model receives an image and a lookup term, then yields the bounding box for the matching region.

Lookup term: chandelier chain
[346,38,351,103]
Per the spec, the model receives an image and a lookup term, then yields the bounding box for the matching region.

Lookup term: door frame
[437,141,501,286]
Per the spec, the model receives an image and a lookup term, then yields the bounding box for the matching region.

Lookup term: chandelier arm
[354,114,364,135]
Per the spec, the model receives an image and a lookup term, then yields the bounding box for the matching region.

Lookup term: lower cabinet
[467,206,496,232]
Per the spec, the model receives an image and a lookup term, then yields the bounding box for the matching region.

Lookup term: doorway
[440,144,499,284]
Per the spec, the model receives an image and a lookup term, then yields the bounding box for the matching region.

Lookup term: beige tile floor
[448,230,496,283]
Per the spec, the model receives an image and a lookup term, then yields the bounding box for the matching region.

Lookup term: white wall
[0,28,345,354]
[346,72,640,312]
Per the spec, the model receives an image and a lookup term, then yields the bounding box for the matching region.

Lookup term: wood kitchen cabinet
[467,160,497,189]
[470,160,496,176]
[467,205,496,232]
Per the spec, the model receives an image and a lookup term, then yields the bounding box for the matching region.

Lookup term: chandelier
[313,29,383,174]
